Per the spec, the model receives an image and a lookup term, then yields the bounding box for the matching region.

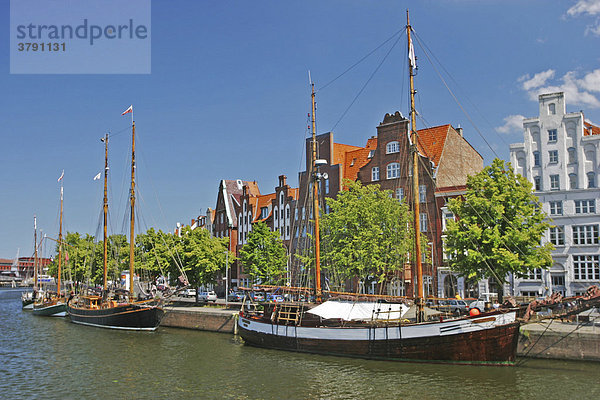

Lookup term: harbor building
[510,92,600,297]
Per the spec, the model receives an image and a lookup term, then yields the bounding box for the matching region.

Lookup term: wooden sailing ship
[33,176,67,317]
[67,110,164,330]
[237,11,520,365]
[22,216,41,310]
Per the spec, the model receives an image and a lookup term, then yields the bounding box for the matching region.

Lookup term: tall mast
[311,82,322,300]
[33,215,38,290]
[407,10,424,321]
[102,133,109,291]
[129,121,136,301]
[58,181,63,296]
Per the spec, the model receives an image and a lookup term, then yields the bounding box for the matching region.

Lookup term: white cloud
[567,0,600,36]
[496,115,525,135]
[521,69,600,109]
[567,0,600,16]
[519,70,555,91]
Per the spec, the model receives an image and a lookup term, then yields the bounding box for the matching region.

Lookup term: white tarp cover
[306,300,410,321]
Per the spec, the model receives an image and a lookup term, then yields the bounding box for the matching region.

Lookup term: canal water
[2,288,599,399]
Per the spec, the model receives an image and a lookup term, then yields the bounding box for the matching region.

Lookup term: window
[386,141,400,154]
[281,209,284,219]
[396,187,404,202]
[533,151,540,167]
[442,211,454,231]
[572,225,599,245]
[548,103,556,115]
[569,174,577,189]
[549,150,558,164]
[549,201,562,215]
[587,172,596,188]
[274,208,278,221]
[549,226,565,246]
[387,163,400,179]
[548,129,557,142]
[523,268,542,280]
[280,193,284,203]
[575,200,595,214]
[324,178,329,194]
[568,147,576,164]
[551,274,565,287]
[419,185,427,203]
[534,176,541,191]
[420,213,428,232]
[573,255,600,280]
[261,207,269,220]
[371,167,379,181]
[550,175,560,190]
[368,150,375,159]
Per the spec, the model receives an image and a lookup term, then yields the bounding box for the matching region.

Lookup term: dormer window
[368,150,375,159]
[386,141,400,154]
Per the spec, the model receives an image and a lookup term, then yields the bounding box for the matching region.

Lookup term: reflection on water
[1,288,599,399]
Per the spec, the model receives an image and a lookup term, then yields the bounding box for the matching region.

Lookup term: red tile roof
[415,125,451,166]
[343,137,378,181]
[252,193,277,222]
[584,121,600,136]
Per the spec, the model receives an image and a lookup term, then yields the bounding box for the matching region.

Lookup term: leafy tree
[239,221,287,285]
[445,158,553,302]
[320,180,420,291]
[176,226,232,288]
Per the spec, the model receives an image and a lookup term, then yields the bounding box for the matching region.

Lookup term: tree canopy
[239,221,288,285]
[445,158,553,300]
[320,180,421,291]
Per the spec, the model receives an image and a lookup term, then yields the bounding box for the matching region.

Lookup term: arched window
[386,162,400,179]
[587,172,596,188]
[569,173,577,190]
[386,141,400,154]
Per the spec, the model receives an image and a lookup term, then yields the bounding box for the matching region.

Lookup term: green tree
[176,226,232,288]
[320,180,419,291]
[445,158,553,302]
[239,221,287,285]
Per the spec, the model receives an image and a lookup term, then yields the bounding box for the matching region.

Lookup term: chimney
[279,175,287,187]
[456,124,463,137]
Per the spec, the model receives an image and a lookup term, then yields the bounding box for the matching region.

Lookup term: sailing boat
[21,216,41,309]
[67,109,164,330]
[237,11,520,365]
[33,173,67,317]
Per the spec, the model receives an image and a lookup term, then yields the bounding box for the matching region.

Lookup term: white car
[197,291,217,303]
[182,288,196,298]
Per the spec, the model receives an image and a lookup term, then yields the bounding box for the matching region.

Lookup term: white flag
[121,105,133,115]
[93,172,101,180]
[57,170,64,182]
[408,37,416,68]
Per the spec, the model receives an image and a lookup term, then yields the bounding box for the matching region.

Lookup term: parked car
[266,294,284,303]
[197,291,217,303]
[227,292,244,302]
[182,288,196,298]
[469,293,497,313]
[252,292,265,302]
[446,299,469,315]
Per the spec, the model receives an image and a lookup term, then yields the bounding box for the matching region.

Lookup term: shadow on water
[1,288,599,399]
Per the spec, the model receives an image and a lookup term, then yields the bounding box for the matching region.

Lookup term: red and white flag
[57,170,64,182]
[121,105,133,115]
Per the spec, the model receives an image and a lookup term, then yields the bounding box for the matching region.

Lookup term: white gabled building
[510,92,600,297]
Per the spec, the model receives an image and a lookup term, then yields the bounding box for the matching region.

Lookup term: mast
[102,133,109,291]
[58,181,63,297]
[311,82,322,300]
[129,121,136,301]
[33,215,38,290]
[407,10,424,321]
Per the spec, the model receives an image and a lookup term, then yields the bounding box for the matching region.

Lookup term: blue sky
[2,0,600,258]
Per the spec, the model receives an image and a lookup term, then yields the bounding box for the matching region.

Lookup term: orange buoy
[469,308,480,316]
